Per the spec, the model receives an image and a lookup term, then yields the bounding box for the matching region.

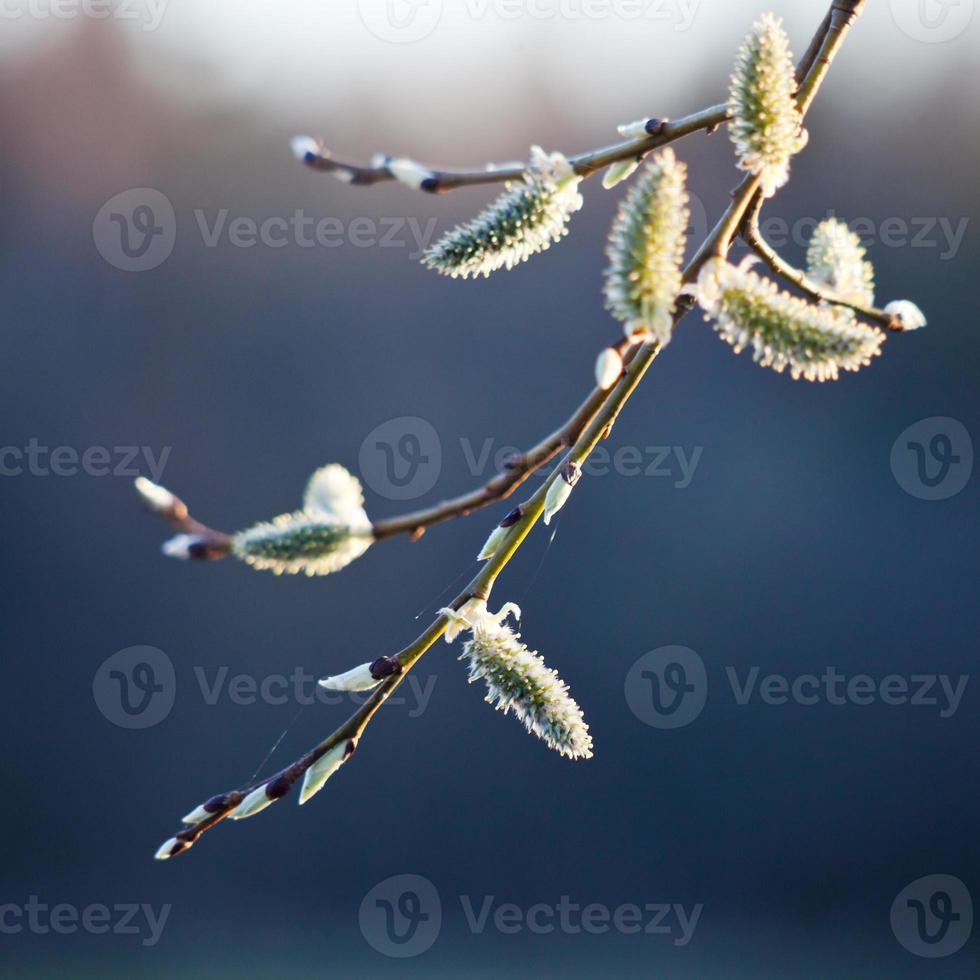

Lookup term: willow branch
[159,0,867,859]
[294,104,729,193]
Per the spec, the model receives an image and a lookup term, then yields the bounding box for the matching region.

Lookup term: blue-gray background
[1,0,978,975]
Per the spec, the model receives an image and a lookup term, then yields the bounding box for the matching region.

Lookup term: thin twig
[296,105,729,193]
[371,337,636,540]
[740,195,903,331]
[135,480,232,559]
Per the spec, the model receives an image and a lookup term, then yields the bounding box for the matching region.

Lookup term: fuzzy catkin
[423,147,583,279]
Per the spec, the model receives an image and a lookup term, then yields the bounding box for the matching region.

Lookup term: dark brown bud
[265,775,292,800]
[562,461,582,487]
[499,507,522,528]
[370,656,403,680]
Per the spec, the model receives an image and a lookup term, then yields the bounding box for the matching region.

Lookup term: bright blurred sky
[1,0,976,143]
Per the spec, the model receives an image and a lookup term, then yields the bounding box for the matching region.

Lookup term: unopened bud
[154,836,192,861]
[602,158,640,190]
[134,477,178,515]
[595,347,624,390]
[478,524,509,561]
[883,300,927,332]
[162,534,209,560]
[229,784,277,821]
[181,794,227,826]
[290,135,319,163]
[387,157,436,190]
[319,662,379,692]
[298,739,355,806]
[617,118,665,140]
[543,464,579,526]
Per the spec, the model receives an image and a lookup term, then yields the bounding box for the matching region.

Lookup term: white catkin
[460,610,593,760]
[604,149,690,345]
[231,464,372,576]
[232,513,373,577]
[806,218,876,307]
[697,258,884,382]
[728,13,808,198]
[423,147,583,279]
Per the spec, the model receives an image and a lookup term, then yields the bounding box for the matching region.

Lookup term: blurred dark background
[1,1,978,975]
